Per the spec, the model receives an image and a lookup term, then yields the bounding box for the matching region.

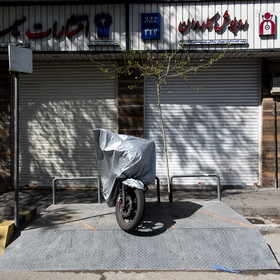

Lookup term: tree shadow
[145,59,260,187]
[26,208,114,231]
[0,188,101,222]
[132,201,202,236]
[19,61,116,188]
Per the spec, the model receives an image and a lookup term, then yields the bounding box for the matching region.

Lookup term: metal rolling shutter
[145,59,260,186]
[19,61,117,186]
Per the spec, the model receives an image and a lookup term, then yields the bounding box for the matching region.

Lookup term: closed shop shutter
[145,59,260,186]
[19,61,117,186]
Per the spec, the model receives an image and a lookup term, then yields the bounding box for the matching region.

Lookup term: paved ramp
[0,201,279,271]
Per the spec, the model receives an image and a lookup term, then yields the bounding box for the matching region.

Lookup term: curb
[0,208,37,256]
[229,206,280,217]
[0,220,14,256]
[255,224,280,233]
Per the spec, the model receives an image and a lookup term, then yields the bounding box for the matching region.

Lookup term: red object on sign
[260,12,276,36]
[179,10,247,35]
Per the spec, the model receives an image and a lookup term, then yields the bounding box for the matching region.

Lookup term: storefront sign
[89,13,117,46]
[259,12,276,36]
[0,13,113,40]
[179,39,248,46]
[1,3,279,52]
[0,43,29,48]
[88,40,120,46]
[0,17,26,37]
[178,10,248,35]
[0,14,90,39]
[29,15,89,39]
[0,11,120,50]
[141,13,161,40]
[94,13,112,38]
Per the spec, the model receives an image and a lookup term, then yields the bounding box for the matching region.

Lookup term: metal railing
[52,176,160,204]
[52,176,101,204]
[169,174,221,202]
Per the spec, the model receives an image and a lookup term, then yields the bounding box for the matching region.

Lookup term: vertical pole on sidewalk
[9,45,32,231]
[274,97,278,189]
[12,72,20,229]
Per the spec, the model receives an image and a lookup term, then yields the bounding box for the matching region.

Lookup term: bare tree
[95,48,227,197]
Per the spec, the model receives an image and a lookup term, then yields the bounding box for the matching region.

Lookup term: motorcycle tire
[115,188,145,233]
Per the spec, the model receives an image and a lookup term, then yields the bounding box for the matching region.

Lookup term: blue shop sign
[141,13,161,40]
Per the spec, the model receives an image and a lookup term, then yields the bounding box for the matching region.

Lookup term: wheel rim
[120,196,133,218]
[118,192,137,224]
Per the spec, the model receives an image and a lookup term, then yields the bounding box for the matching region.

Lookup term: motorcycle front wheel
[115,187,145,233]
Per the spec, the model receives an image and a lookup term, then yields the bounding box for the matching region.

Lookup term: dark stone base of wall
[262,58,280,188]
[118,73,144,138]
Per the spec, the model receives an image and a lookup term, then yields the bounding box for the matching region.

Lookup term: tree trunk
[156,82,171,196]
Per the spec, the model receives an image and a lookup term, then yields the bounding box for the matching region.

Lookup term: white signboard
[8,45,33,74]
[259,12,276,36]
[179,39,248,46]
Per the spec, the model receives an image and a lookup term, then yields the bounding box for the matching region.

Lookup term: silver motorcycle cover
[93,128,156,204]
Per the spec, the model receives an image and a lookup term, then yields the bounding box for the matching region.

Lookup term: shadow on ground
[0,188,100,222]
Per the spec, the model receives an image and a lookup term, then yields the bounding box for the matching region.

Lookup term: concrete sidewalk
[214,187,280,216]
[1,186,280,221]
[149,186,280,215]
[1,186,280,253]
[0,186,280,279]
[0,201,279,271]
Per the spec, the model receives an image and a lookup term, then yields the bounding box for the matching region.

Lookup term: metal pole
[216,175,221,201]
[169,180,173,202]
[97,177,101,204]
[13,72,20,229]
[125,4,129,51]
[52,178,57,205]
[155,176,160,203]
[274,97,278,189]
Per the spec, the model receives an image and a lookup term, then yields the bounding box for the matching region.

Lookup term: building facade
[0,0,279,189]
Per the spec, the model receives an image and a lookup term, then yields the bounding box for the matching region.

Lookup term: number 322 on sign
[141,13,161,40]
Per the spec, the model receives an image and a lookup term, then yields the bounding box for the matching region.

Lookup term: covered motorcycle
[93,128,156,232]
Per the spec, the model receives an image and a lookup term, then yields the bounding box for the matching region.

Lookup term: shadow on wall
[0,61,11,185]
[19,62,117,187]
[145,60,260,186]
[0,104,10,184]
[158,106,258,185]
